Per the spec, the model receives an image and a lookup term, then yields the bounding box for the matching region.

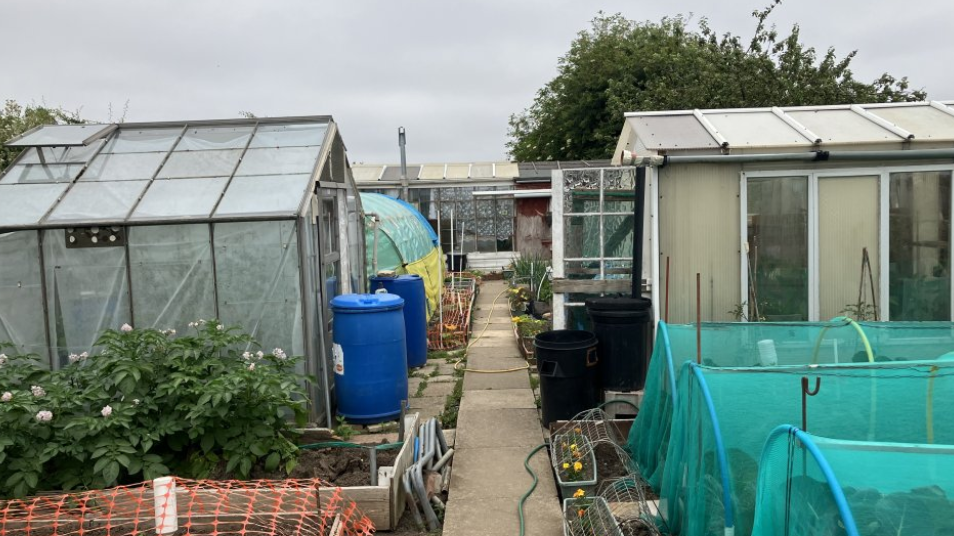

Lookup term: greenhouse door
[317,188,343,407]
[817,176,880,320]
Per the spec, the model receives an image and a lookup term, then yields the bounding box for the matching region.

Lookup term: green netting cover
[629,320,954,491]
[361,193,435,273]
[753,425,954,536]
[657,360,954,536]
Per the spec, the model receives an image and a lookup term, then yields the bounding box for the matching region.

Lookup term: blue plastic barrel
[370,274,428,368]
[331,293,408,423]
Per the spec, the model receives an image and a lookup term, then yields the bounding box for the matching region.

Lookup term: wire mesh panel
[598,478,662,536]
[563,496,624,536]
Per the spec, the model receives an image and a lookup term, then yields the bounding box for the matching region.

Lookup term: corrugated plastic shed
[623,101,954,153]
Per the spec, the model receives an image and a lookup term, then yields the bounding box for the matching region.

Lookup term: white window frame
[741,164,954,322]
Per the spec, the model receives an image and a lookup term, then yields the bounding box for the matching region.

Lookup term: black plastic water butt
[585,297,653,391]
[534,330,600,426]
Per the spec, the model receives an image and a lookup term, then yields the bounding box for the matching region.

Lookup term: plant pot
[562,496,623,536]
[553,433,598,498]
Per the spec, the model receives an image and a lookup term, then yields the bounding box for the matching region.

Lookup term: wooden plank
[552,279,649,294]
[318,486,389,531]
[390,413,420,529]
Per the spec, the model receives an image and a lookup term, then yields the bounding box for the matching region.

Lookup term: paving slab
[466,345,522,360]
[459,388,536,411]
[428,375,459,384]
[466,354,529,370]
[469,336,520,349]
[408,397,446,421]
[442,495,563,536]
[418,381,455,398]
[463,370,530,391]
[468,315,512,324]
[449,446,556,501]
[455,408,543,448]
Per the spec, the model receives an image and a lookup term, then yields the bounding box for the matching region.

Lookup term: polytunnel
[361,192,443,318]
[0,117,366,425]
[753,425,954,536]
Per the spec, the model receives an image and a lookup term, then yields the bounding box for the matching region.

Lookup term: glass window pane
[0,184,69,226]
[82,152,166,181]
[47,181,149,223]
[214,221,303,358]
[7,124,113,147]
[43,229,130,366]
[477,237,496,252]
[249,123,328,148]
[889,171,952,320]
[157,149,241,178]
[0,231,48,360]
[129,225,216,334]
[175,126,253,151]
[604,189,635,213]
[235,146,320,176]
[320,194,339,255]
[566,260,601,280]
[1,163,83,184]
[565,215,600,259]
[101,128,181,154]
[566,189,600,213]
[214,174,311,218]
[17,143,103,165]
[603,214,634,258]
[603,168,636,190]
[747,176,809,321]
[131,177,228,221]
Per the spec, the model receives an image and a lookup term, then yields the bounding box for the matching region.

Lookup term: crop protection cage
[0,118,367,425]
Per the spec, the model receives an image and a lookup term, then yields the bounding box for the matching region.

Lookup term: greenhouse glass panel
[565,215,600,259]
[174,126,253,151]
[0,231,47,360]
[17,143,103,165]
[889,170,952,320]
[131,177,228,221]
[6,124,113,147]
[249,123,328,148]
[43,229,130,367]
[0,163,83,184]
[157,149,242,178]
[0,184,69,227]
[46,180,149,223]
[746,176,809,321]
[100,128,181,154]
[81,152,167,181]
[235,147,320,176]
[129,225,215,335]
[214,220,304,360]
[603,214,634,258]
[214,174,311,218]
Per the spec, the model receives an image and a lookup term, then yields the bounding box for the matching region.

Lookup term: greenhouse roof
[0,116,335,230]
[352,161,520,183]
[622,100,954,152]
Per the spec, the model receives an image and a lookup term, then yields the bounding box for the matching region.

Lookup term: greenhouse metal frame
[0,116,366,425]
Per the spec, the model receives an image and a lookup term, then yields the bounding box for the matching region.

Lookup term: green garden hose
[597,399,640,412]
[298,441,404,451]
[518,443,548,536]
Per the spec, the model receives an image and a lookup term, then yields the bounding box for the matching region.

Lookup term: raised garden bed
[552,432,598,498]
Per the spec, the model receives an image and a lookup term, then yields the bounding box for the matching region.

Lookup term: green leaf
[264,452,280,472]
[116,454,131,469]
[200,433,214,453]
[93,456,110,473]
[23,473,38,489]
[249,442,267,457]
[102,461,121,485]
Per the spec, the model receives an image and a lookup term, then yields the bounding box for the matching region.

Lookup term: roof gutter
[620,148,954,168]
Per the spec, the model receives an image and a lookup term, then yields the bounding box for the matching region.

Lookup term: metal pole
[633,167,647,298]
[399,127,408,201]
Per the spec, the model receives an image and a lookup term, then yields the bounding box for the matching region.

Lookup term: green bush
[509,254,552,303]
[0,320,310,498]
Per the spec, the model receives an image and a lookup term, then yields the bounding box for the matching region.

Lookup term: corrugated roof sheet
[623,101,954,152]
[352,161,520,182]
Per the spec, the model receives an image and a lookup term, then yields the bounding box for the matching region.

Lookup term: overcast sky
[3,1,952,164]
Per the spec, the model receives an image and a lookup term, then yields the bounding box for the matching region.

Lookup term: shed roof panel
[786,109,903,143]
[626,115,718,150]
[705,111,811,147]
[865,105,954,140]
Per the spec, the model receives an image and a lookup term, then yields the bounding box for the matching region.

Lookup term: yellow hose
[810,316,873,365]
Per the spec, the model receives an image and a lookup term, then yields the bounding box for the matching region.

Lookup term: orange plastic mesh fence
[0,479,374,536]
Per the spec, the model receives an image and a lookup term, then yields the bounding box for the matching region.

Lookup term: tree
[0,100,83,171]
[507,3,927,161]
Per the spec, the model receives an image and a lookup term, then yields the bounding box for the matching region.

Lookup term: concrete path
[442,280,563,536]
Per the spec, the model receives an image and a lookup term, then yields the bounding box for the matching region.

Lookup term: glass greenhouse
[0,117,366,424]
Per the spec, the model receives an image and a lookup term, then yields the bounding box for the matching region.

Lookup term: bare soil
[249,444,399,487]
[619,518,658,536]
[595,442,631,481]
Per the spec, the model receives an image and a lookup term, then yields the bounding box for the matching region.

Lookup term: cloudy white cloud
[2,0,951,163]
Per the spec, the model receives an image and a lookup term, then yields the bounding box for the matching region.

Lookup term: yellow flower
[574,427,582,434]
[562,462,570,470]
[511,316,522,323]
[573,489,586,498]
[573,461,583,472]
[570,443,578,450]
